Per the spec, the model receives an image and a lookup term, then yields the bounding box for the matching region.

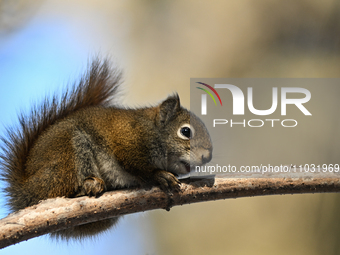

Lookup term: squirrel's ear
[158,94,181,124]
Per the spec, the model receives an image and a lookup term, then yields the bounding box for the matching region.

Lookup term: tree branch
[1,175,340,249]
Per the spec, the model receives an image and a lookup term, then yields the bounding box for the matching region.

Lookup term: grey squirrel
[0,59,213,239]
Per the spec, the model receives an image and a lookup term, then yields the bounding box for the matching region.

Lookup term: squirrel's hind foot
[77,176,106,197]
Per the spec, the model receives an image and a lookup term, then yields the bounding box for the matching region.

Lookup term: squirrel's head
[156,94,212,175]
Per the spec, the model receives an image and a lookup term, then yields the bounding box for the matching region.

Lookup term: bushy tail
[0,58,122,210]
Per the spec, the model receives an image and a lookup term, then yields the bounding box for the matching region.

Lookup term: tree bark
[1,175,340,249]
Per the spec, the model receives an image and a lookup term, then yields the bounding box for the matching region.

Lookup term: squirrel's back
[0,59,122,212]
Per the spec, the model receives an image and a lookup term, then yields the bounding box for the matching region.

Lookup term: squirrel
[0,58,213,239]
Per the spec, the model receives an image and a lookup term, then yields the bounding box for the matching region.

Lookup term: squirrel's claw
[154,170,182,194]
[79,176,106,197]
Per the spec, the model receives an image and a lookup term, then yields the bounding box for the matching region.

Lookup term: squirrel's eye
[181,127,191,138]
[177,124,194,140]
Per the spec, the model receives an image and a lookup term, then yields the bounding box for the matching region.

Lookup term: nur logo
[196,82,222,115]
[197,83,312,116]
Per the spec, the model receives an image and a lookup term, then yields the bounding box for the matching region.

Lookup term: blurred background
[0,0,340,254]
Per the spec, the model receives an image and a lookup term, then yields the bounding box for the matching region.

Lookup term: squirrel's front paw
[80,176,106,197]
[154,170,181,194]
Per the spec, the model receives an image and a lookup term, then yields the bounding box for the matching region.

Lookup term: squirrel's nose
[201,149,212,164]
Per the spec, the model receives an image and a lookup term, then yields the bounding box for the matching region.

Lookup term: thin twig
[1,175,340,249]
